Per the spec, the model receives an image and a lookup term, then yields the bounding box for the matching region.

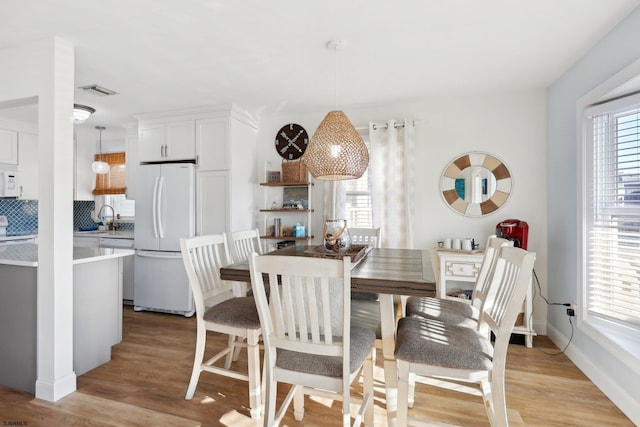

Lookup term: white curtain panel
[368,119,415,248]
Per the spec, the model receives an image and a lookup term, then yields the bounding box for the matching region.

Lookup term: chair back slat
[472,235,513,310]
[180,234,233,316]
[229,228,263,263]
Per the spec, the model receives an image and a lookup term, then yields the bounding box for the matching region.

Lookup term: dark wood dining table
[220,244,436,426]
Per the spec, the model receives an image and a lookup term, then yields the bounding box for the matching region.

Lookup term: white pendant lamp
[92,126,109,174]
[73,104,95,124]
[301,40,369,181]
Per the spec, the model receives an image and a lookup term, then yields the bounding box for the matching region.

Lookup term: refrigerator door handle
[152,176,160,239]
[157,175,165,239]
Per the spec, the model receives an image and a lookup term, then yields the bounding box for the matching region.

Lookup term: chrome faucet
[97,204,117,230]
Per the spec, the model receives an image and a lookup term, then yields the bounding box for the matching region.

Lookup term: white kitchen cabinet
[138,119,195,162]
[17,132,37,199]
[0,128,18,165]
[196,117,228,170]
[125,127,138,199]
[196,170,229,235]
[73,130,95,200]
[195,109,257,235]
[136,106,257,235]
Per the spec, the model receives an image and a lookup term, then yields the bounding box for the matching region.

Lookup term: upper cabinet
[125,127,138,199]
[196,118,228,170]
[0,128,18,165]
[74,129,96,201]
[138,119,195,162]
[17,132,38,200]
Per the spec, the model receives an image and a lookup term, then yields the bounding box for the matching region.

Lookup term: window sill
[581,315,640,376]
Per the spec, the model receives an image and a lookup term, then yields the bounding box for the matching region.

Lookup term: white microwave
[0,171,19,197]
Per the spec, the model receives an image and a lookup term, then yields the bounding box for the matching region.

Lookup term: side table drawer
[443,259,482,280]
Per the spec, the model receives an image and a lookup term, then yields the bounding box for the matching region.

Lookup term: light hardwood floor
[0,306,633,427]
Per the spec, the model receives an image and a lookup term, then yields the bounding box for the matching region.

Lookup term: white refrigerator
[134,163,195,316]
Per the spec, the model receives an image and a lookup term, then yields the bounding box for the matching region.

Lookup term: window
[345,136,372,228]
[93,152,127,196]
[98,194,135,219]
[584,93,640,334]
[345,167,372,228]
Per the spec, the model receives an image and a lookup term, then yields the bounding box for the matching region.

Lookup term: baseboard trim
[547,324,640,425]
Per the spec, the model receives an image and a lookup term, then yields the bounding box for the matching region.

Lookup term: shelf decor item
[323,219,351,253]
[282,159,307,182]
[267,170,281,183]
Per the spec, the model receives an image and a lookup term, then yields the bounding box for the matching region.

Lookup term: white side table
[436,249,536,347]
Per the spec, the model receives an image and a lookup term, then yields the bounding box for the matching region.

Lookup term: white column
[35,38,77,401]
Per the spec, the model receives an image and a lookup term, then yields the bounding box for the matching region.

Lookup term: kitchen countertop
[0,233,37,242]
[0,243,134,267]
[73,230,134,239]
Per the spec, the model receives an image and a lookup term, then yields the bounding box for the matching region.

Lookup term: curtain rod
[356,120,422,130]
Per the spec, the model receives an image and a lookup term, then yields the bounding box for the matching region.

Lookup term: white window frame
[345,134,373,229]
[578,62,640,374]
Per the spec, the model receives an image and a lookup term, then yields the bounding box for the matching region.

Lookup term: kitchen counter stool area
[0,243,134,394]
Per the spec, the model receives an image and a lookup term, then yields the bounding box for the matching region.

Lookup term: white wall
[256,89,548,331]
[547,7,640,424]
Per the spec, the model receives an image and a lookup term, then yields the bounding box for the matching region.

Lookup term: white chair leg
[408,372,416,408]
[185,324,206,400]
[490,370,508,427]
[293,385,305,421]
[397,361,410,427]
[363,349,374,427]
[264,370,277,427]
[224,334,235,369]
[232,336,243,362]
[247,331,262,419]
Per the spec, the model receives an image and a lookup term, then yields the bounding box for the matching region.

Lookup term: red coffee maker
[496,219,529,250]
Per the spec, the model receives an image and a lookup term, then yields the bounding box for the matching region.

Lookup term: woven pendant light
[301,40,369,181]
[303,110,369,180]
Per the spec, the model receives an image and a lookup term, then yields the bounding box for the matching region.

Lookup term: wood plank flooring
[0,306,633,427]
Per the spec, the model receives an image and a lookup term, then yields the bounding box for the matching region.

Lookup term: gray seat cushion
[405,296,479,327]
[203,296,261,330]
[394,316,493,371]
[276,326,376,377]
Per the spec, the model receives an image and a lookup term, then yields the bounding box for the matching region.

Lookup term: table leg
[379,294,397,427]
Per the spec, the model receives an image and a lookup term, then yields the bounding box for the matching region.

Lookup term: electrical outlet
[567,301,577,317]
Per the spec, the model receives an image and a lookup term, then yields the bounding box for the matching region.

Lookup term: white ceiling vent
[78,84,118,96]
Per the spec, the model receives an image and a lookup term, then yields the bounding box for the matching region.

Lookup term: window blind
[588,102,640,328]
[345,168,373,228]
[93,152,127,195]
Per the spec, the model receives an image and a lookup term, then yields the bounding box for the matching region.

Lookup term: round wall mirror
[440,152,512,217]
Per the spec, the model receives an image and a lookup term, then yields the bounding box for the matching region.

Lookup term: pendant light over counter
[92,126,109,174]
[301,40,369,181]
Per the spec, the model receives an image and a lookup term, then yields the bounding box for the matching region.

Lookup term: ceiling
[0,0,639,136]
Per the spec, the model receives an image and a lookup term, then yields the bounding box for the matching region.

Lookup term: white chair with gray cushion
[180,234,262,419]
[395,246,536,426]
[405,235,513,329]
[249,253,375,427]
[230,228,263,263]
[348,227,393,349]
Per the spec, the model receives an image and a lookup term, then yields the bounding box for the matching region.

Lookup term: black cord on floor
[529,268,575,356]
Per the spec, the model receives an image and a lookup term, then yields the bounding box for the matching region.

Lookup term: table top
[220,245,436,297]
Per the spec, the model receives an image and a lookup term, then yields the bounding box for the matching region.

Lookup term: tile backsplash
[0,199,38,234]
[0,199,134,234]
